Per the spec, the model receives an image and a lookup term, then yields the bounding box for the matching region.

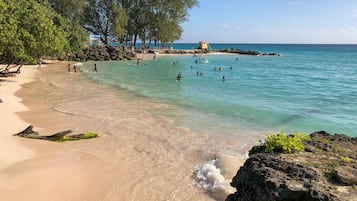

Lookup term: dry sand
[0,65,38,170]
[0,63,117,201]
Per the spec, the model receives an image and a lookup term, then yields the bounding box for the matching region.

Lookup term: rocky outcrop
[219,48,280,56]
[68,46,137,61]
[226,131,357,201]
[146,48,279,56]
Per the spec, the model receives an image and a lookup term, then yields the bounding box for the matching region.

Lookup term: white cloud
[256,27,273,33]
[221,24,241,30]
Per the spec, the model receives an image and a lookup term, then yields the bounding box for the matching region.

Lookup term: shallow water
[22,64,253,201]
[82,44,357,137]
[18,43,357,200]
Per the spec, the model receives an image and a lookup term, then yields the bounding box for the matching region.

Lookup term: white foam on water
[74,62,83,66]
[194,158,226,192]
[194,154,245,195]
[194,153,246,197]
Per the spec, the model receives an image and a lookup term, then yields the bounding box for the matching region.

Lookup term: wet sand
[0,62,253,201]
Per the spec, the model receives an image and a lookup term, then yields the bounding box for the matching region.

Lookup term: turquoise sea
[81,44,357,137]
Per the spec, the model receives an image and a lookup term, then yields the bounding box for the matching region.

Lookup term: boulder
[226,131,357,201]
[69,45,136,61]
[335,165,357,185]
[227,153,336,201]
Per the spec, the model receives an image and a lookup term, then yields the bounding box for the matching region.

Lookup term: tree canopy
[0,0,68,64]
[120,0,199,47]
[0,0,199,63]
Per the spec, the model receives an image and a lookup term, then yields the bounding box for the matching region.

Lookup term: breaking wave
[194,158,226,192]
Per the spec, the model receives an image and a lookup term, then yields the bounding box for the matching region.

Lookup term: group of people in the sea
[67,55,234,82]
[67,63,77,73]
[176,57,236,82]
[67,63,97,73]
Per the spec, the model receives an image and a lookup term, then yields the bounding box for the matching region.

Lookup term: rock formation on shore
[226,131,357,201]
[67,46,137,61]
[149,48,280,56]
[65,46,279,61]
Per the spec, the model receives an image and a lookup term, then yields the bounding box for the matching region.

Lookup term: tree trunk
[133,34,138,48]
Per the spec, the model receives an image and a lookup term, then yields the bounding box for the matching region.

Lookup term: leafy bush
[261,132,311,154]
[340,156,354,163]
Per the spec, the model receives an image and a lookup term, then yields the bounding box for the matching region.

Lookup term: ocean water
[81,44,357,137]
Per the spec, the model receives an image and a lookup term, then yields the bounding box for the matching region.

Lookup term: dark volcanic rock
[68,46,137,61]
[226,131,357,201]
[227,153,336,201]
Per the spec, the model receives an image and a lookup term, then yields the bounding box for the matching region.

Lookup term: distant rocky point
[226,131,357,201]
[66,46,279,61]
[149,48,280,56]
[68,46,137,61]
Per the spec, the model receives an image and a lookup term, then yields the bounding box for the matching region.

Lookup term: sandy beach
[0,65,37,170]
[0,62,250,201]
[0,63,120,201]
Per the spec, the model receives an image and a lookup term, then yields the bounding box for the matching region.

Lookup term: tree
[0,0,68,64]
[154,0,198,46]
[47,0,87,52]
[80,0,198,48]
[83,0,128,45]
[48,0,85,21]
[123,0,198,47]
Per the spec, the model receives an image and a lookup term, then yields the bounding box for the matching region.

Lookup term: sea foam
[194,154,245,196]
[194,158,226,192]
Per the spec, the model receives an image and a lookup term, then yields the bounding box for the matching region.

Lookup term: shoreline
[0,61,249,200]
[0,65,39,170]
[0,62,118,201]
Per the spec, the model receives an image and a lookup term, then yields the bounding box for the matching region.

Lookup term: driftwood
[13,125,72,141]
[0,64,22,77]
[13,125,39,137]
[13,125,97,142]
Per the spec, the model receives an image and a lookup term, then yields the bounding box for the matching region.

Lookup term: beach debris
[0,64,22,77]
[13,125,39,137]
[13,125,98,142]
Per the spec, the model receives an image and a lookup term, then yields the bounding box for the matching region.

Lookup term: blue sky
[178,0,357,44]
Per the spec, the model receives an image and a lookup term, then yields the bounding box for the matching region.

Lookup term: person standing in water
[94,63,97,72]
[73,64,77,73]
[176,72,182,81]
[67,63,71,72]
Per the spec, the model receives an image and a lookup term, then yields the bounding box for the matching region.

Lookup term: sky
[177,0,357,44]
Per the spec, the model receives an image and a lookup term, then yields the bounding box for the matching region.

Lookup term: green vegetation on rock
[340,156,354,163]
[252,132,311,154]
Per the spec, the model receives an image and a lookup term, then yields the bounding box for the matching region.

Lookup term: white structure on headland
[89,34,102,46]
[198,41,209,50]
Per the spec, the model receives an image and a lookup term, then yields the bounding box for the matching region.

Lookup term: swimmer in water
[176,72,182,81]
